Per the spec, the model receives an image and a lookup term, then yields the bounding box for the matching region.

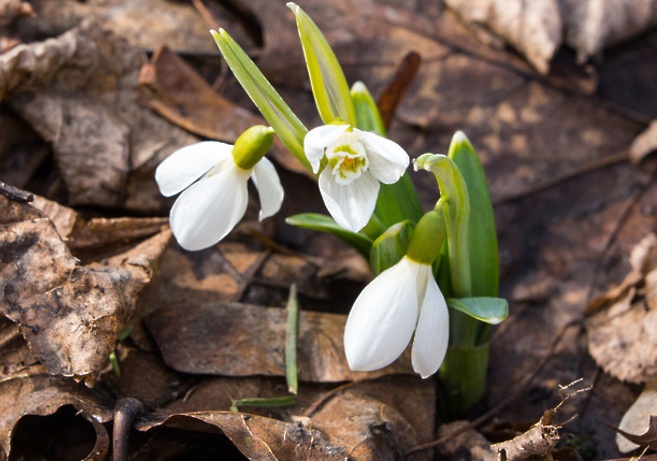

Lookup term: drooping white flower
[155,131,283,251]
[304,124,409,232]
[343,256,449,378]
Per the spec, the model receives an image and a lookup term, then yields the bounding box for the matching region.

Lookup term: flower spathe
[343,256,449,378]
[155,140,283,251]
[304,124,409,232]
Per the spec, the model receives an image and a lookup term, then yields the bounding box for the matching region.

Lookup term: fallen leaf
[144,300,414,382]
[443,0,562,74]
[435,421,496,461]
[0,195,170,381]
[629,121,657,165]
[137,377,434,461]
[27,0,223,55]
[0,18,200,210]
[587,233,657,383]
[562,0,657,64]
[616,377,657,452]
[444,0,657,73]
[0,374,113,459]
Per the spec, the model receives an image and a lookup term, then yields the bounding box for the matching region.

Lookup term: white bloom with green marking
[304,124,409,232]
[156,127,283,251]
[343,255,449,378]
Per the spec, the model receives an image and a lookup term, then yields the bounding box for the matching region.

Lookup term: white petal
[411,268,450,378]
[318,169,379,232]
[169,162,250,251]
[355,129,409,184]
[344,258,421,371]
[304,124,350,173]
[251,157,284,220]
[155,142,233,197]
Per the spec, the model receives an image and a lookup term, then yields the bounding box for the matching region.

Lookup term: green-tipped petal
[211,29,311,172]
[287,3,356,126]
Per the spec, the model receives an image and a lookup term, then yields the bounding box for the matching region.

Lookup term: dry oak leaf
[586,233,657,384]
[0,195,170,382]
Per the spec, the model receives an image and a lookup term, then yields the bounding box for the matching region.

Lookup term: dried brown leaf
[0,18,199,210]
[144,301,413,382]
[562,0,657,64]
[587,234,657,383]
[0,374,113,459]
[137,377,433,461]
[629,121,657,165]
[28,0,222,54]
[616,377,657,452]
[444,0,562,74]
[0,195,170,380]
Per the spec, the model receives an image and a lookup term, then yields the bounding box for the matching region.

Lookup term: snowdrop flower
[155,126,283,251]
[344,211,449,378]
[304,124,409,232]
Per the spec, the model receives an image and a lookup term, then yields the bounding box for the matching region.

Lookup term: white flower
[155,141,283,251]
[343,256,449,378]
[304,124,409,232]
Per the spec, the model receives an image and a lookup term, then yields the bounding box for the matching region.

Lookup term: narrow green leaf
[285,284,299,395]
[287,3,356,126]
[351,81,386,135]
[211,29,311,172]
[447,297,508,324]
[448,131,499,297]
[369,220,414,275]
[230,396,297,413]
[286,213,372,257]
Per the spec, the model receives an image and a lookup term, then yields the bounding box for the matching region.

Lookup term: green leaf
[448,131,499,297]
[351,81,386,135]
[369,220,414,275]
[211,29,311,172]
[447,297,508,324]
[286,213,372,257]
[287,3,356,126]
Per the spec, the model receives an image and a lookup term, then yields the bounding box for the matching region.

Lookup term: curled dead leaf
[0,195,170,381]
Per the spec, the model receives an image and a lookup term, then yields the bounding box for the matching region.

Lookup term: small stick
[112,398,143,461]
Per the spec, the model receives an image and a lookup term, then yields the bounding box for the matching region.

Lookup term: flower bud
[232,125,275,170]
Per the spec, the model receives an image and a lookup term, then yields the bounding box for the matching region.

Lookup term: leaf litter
[1,0,657,459]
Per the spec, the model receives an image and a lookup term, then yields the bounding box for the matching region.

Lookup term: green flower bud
[405,210,446,265]
[232,125,275,170]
